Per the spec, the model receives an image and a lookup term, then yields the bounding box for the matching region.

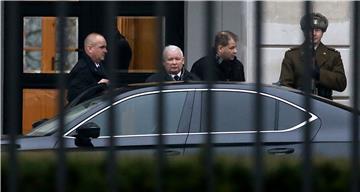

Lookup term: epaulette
[287,46,300,52]
[327,47,339,53]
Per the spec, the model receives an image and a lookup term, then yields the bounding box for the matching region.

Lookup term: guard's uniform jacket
[279,42,347,99]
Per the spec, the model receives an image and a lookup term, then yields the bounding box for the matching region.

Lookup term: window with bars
[23,17,79,73]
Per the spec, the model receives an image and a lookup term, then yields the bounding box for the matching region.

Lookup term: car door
[184,88,321,158]
[64,89,195,156]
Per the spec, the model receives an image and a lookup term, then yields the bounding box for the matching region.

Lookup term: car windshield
[26,96,103,136]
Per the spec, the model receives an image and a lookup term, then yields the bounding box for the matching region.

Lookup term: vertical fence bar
[0,1,2,132]
[103,2,117,192]
[301,2,313,192]
[55,2,68,192]
[5,2,20,192]
[155,2,165,192]
[351,2,360,192]
[254,2,263,192]
[205,2,215,192]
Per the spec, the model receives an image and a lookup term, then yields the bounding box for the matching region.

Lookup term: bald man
[146,45,199,82]
[67,33,109,103]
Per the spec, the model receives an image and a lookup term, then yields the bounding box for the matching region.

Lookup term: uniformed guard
[279,13,347,100]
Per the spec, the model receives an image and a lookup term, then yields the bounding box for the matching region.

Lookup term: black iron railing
[3,1,359,192]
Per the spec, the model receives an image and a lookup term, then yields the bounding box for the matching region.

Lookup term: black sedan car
[1,82,359,157]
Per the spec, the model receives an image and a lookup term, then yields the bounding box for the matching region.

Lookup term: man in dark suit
[191,31,245,82]
[279,13,346,99]
[104,28,132,72]
[145,45,199,82]
[67,33,110,103]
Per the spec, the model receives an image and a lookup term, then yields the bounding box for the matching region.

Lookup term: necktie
[174,75,180,81]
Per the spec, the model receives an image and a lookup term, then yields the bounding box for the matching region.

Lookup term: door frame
[2,1,185,134]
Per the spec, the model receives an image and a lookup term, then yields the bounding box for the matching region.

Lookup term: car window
[27,96,102,136]
[86,92,188,136]
[200,91,309,132]
[278,101,311,130]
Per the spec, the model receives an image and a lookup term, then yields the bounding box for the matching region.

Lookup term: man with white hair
[146,45,199,82]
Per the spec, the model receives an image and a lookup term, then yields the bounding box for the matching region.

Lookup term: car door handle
[267,147,294,155]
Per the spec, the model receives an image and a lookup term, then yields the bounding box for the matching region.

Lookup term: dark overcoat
[145,69,200,83]
[67,53,108,102]
[104,31,132,72]
[191,51,245,82]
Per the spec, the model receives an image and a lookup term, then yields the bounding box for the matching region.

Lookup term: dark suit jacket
[279,42,347,99]
[191,50,245,82]
[104,31,132,72]
[145,68,200,83]
[67,53,108,102]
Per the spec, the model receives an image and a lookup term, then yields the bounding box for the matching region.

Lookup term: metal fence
[3,1,359,192]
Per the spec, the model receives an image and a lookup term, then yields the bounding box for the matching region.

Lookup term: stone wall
[185,1,351,105]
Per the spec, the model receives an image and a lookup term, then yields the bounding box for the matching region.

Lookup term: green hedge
[1,152,356,192]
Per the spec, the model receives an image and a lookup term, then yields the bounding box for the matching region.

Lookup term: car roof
[78,81,353,113]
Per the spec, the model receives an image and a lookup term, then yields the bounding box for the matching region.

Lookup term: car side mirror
[75,122,100,147]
